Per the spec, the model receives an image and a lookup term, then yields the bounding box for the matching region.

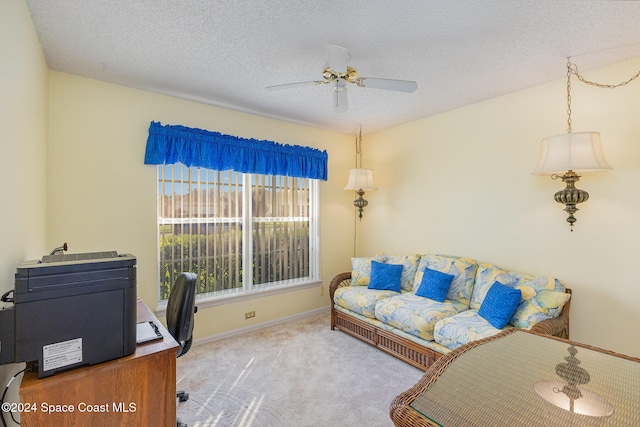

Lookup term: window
[157,164,320,302]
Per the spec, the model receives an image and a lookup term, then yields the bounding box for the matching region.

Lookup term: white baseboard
[192,306,330,346]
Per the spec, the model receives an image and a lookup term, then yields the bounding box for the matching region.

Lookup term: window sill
[154,279,322,317]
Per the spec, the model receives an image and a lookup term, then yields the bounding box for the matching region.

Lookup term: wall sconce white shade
[344,168,377,191]
[532,132,612,175]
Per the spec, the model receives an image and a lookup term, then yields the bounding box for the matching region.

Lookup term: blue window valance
[144,121,328,180]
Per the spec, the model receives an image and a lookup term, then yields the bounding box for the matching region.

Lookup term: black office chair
[166,272,198,427]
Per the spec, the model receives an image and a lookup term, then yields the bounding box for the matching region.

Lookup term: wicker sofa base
[333,310,441,371]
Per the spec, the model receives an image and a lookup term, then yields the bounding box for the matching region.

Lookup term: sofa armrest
[529,288,572,339]
[329,272,352,302]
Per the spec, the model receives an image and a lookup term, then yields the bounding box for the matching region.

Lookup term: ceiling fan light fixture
[325,44,350,74]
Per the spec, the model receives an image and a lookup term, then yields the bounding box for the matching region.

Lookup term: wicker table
[390,329,640,426]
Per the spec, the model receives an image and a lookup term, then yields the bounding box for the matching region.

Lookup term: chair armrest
[529,288,572,339]
[329,272,352,302]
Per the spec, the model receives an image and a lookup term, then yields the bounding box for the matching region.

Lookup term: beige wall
[0,1,48,424]
[47,71,355,339]
[0,0,48,293]
[361,57,640,357]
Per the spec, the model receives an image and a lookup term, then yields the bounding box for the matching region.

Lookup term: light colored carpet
[175,310,422,427]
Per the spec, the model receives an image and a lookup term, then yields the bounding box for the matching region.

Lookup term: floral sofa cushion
[412,254,479,306]
[470,263,569,327]
[470,263,521,309]
[383,254,422,291]
[350,254,385,286]
[334,286,399,319]
[374,293,468,341]
[351,253,421,291]
[433,310,507,350]
[511,289,571,329]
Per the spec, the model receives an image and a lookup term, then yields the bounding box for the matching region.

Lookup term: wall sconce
[345,168,377,219]
[345,128,377,219]
[532,58,627,231]
[532,131,611,231]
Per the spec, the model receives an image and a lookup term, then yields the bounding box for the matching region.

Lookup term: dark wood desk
[19,298,179,426]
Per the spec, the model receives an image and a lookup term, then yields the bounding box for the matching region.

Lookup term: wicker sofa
[330,253,571,371]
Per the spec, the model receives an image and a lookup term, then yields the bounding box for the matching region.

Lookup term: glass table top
[410,331,639,426]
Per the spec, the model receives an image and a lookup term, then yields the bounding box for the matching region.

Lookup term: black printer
[0,251,137,378]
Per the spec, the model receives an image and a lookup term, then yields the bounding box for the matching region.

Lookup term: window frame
[155,165,322,314]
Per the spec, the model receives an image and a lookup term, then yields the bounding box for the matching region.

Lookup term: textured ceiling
[25,0,640,135]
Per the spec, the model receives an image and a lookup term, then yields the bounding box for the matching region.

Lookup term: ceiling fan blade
[356,77,418,93]
[266,80,326,90]
[325,45,349,74]
[333,78,348,113]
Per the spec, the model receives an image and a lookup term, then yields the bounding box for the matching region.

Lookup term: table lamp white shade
[344,168,377,191]
[532,132,612,175]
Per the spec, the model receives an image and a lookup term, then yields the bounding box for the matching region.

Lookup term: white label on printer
[43,338,82,371]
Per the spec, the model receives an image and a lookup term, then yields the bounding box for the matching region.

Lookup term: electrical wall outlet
[245,311,255,319]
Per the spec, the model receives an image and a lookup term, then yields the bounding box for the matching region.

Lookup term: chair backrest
[166,272,197,345]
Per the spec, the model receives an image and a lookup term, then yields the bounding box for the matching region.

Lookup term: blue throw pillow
[367,261,402,292]
[478,281,522,329]
[415,268,454,302]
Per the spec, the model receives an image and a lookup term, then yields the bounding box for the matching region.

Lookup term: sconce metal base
[553,170,589,231]
[353,189,368,220]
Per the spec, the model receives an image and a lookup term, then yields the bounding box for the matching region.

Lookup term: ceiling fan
[266,45,418,112]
